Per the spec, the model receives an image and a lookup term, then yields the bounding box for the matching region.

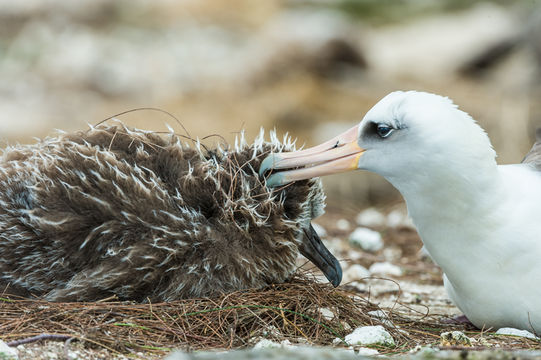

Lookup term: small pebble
[341,321,352,332]
[345,325,395,347]
[336,219,350,231]
[382,247,402,262]
[349,227,383,252]
[355,208,385,227]
[495,327,539,339]
[342,264,370,284]
[318,307,335,321]
[386,209,414,228]
[369,262,403,276]
[346,250,362,261]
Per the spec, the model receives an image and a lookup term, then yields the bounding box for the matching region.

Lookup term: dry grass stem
[1,274,540,356]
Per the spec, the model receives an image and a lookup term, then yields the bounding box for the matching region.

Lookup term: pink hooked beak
[259,125,364,186]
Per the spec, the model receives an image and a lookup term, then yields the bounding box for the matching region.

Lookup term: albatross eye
[376,124,394,138]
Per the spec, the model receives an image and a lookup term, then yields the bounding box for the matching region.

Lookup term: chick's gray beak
[299,224,342,287]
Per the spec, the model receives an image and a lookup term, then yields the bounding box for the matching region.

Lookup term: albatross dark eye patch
[363,122,395,140]
[376,124,394,138]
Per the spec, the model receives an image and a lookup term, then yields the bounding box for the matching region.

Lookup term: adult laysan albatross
[260,91,541,333]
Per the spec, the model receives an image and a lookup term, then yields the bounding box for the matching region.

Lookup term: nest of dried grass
[3,273,540,357]
[0,274,382,356]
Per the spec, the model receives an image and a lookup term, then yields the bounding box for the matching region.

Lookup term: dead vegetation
[0,274,376,356]
[1,272,540,358]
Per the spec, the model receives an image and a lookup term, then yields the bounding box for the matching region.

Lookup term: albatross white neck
[385,156,505,283]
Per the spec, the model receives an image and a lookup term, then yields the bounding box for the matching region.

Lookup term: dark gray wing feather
[522,128,541,170]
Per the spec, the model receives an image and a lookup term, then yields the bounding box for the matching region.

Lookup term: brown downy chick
[0,123,341,302]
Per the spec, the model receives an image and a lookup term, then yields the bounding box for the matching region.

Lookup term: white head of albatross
[261,90,541,333]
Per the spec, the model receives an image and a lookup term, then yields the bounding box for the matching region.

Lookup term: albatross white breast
[260,91,541,333]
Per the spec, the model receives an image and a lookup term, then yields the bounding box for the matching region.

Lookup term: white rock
[386,209,414,228]
[341,321,352,331]
[386,210,404,227]
[382,247,402,262]
[496,327,539,339]
[369,262,403,277]
[346,250,362,261]
[336,219,350,231]
[311,223,327,238]
[342,264,370,284]
[349,227,383,252]
[0,340,18,360]
[318,307,335,321]
[345,325,395,347]
[355,208,385,227]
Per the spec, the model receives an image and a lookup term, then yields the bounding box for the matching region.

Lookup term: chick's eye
[376,124,394,138]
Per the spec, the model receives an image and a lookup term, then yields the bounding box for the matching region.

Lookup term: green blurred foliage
[296,0,526,25]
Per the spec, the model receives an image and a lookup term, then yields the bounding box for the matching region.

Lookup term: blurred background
[1,0,541,208]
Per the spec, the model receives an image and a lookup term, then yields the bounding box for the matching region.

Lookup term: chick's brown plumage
[0,124,331,302]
